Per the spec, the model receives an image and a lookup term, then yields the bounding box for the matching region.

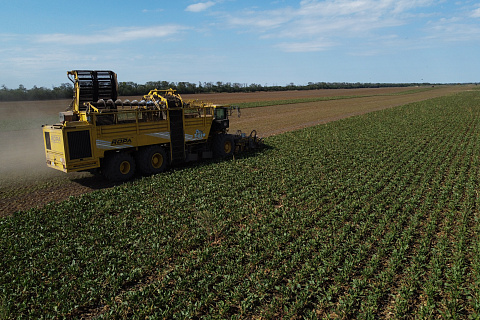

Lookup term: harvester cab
[42,70,263,181]
[212,106,230,132]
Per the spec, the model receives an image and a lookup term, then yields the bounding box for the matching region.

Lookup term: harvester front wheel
[137,145,168,175]
[213,134,235,158]
[103,152,136,182]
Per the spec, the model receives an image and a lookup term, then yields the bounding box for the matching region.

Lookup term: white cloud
[472,7,480,18]
[185,1,216,13]
[223,1,404,45]
[276,39,337,52]
[227,12,292,30]
[425,17,480,42]
[34,25,189,45]
[221,0,454,52]
[142,8,165,13]
[298,0,378,16]
[0,24,193,87]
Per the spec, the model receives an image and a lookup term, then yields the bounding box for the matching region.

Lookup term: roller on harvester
[42,70,263,181]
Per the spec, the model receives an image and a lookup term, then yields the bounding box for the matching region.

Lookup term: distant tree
[0,79,430,101]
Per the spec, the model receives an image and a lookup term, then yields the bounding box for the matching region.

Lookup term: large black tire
[136,145,168,175]
[213,134,235,158]
[103,152,136,182]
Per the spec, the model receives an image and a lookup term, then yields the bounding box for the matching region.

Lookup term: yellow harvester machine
[42,70,262,181]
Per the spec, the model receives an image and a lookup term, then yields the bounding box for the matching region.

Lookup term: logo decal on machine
[111,138,132,146]
[51,135,61,143]
[96,139,134,150]
[185,130,206,141]
[194,130,206,140]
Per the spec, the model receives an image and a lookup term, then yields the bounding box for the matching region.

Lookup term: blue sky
[1,0,479,88]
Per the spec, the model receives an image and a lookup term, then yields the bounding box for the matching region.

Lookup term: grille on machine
[75,71,117,111]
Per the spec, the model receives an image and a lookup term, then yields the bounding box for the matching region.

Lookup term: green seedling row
[237,87,435,108]
[2,91,480,318]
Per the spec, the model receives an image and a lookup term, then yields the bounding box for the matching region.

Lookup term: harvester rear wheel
[103,152,136,182]
[136,145,168,175]
[213,134,235,158]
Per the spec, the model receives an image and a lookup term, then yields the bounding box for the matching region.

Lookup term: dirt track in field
[0,86,472,217]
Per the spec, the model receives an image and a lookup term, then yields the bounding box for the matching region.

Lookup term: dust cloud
[0,129,61,185]
[0,100,71,188]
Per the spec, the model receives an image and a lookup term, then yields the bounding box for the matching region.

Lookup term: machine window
[215,108,225,120]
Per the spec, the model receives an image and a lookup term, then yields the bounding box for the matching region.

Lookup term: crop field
[1,87,480,318]
[0,86,467,216]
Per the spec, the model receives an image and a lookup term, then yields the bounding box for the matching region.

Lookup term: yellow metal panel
[138,121,169,134]
[44,126,68,172]
[95,120,172,152]
[97,123,138,136]
[183,111,213,143]
[137,132,170,146]
[184,118,205,127]
[63,159,99,172]
[44,126,65,154]
[137,120,170,146]
[44,124,100,173]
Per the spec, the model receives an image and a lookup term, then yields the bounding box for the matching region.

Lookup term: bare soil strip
[0,86,471,217]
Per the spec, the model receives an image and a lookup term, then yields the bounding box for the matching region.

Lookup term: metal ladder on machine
[168,108,186,163]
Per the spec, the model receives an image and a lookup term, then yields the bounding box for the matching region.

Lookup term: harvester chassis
[42,70,263,181]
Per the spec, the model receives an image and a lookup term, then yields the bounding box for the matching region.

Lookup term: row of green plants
[237,95,370,109]
[236,87,435,109]
[2,91,480,318]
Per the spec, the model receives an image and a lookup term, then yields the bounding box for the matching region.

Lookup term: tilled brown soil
[0,86,470,217]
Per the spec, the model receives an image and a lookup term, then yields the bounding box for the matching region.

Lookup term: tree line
[118,80,426,96]
[0,80,434,102]
[0,83,74,101]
